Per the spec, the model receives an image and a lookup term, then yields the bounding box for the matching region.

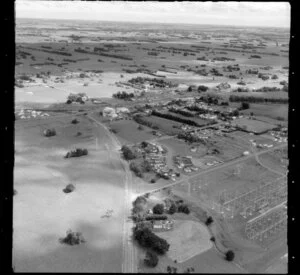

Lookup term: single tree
[168,203,177,214]
[144,251,159,267]
[225,250,235,261]
[205,216,214,226]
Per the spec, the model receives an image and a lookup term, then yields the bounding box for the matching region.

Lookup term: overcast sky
[16,1,290,28]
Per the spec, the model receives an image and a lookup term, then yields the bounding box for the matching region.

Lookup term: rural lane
[86,114,137,273]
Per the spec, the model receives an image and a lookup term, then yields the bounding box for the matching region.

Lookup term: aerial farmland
[13,1,289,274]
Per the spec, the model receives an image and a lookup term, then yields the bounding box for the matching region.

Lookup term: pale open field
[156,220,212,263]
[13,115,126,272]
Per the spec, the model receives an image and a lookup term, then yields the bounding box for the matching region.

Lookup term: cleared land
[232,117,276,134]
[156,220,212,263]
[140,115,184,135]
[108,119,156,145]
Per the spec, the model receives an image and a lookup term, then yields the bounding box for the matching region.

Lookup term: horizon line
[16,16,290,30]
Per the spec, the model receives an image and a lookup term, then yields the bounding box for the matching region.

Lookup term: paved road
[87,114,137,273]
[136,143,287,196]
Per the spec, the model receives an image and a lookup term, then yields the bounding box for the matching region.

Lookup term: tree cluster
[65,148,88,158]
[177,132,201,143]
[67,93,87,104]
[152,110,199,127]
[144,251,159,267]
[152,204,164,214]
[121,145,136,160]
[239,102,250,110]
[59,230,85,246]
[198,85,209,92]
[198,95,219,105]
[113,91,134,100]
[71,118,79,124]
[133,227,170,255]
[44,128,56,137]
[128,77,176,88]
[177,204,190,214]
[255,86,281,92]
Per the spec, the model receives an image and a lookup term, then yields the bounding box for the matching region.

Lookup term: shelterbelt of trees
[229,95,288,104]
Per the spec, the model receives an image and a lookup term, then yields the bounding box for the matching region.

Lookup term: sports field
[156,220,212,263]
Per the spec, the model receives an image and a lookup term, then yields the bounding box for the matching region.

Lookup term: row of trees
[128,76,176,88]
[169,108,195,117]
[23,46,72,56]
[112,91,135,100]
[133,115,159,130]
[229,95,288,104]
[75,47,133,60]
[152,110,199,127]
[152,202,190,215]
[145,215,168,221]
